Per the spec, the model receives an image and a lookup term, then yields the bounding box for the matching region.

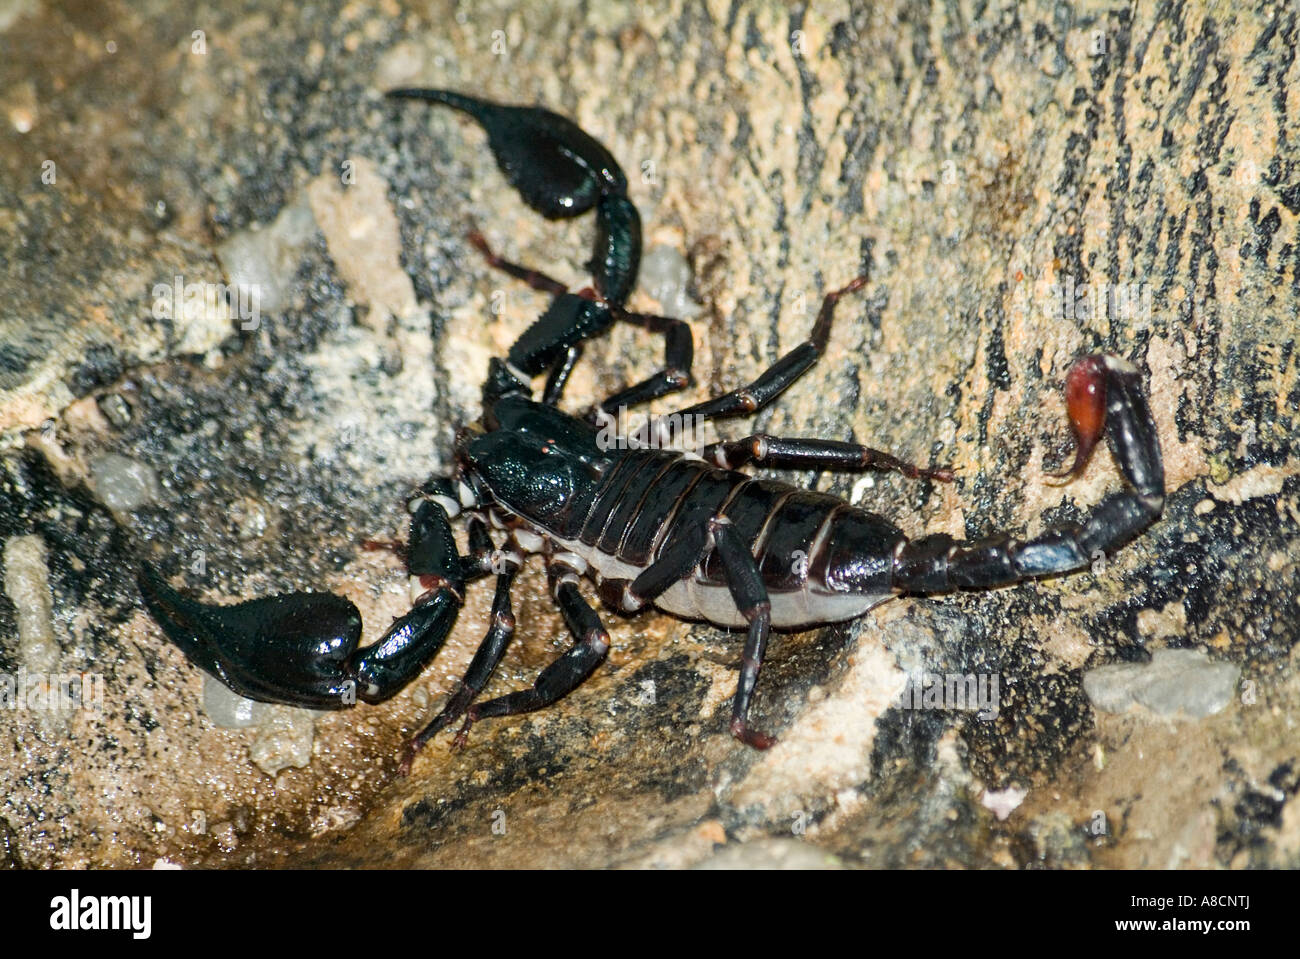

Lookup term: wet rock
[216,197,318,319]
[0,819,23,869]
[249,706,317,777]
[0,0,1296,870]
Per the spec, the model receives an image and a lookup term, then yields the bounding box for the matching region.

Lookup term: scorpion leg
[506,293,615,390]
[467,229,569,296]
[593,308,696,414]
[400,557,522,773]
[594,517,777,748]
[892,355,1165,592]
[469,229,685,408]
[710,517,778,749]
[455,557,611,745]
[704,434,952,482]
[602,522,710,612]
[466,230,615,405]
[139,498,473,709]
[674,277,867,422]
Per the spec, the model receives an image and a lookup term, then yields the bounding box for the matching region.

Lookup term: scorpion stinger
[890,354,1165,593]
[388,88,695,409]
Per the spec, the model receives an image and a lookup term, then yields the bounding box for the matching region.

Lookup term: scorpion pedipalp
[389,88,686,409]
[386,87,639,308]
[140,499,474,711]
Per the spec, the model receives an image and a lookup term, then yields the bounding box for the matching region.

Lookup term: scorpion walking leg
[710,518,778,749]
[456,512,502,581]
[456,558,611,745]
[892,355,1165,592]
[467,231,608,405]
[675,277,867,422]
[594,308,695,414]
[596,518,777,748]
[468,229,687,408]
[400,559,521,772]
[704,435,952,482]
[467,229,569,296]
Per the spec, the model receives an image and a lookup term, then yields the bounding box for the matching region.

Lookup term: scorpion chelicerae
[138,90,1165,771]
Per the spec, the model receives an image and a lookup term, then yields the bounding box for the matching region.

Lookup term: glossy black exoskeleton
[139,92,1166,770]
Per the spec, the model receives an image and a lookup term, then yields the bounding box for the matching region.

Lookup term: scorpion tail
[891,354,1165,592]
[138,501,467,710]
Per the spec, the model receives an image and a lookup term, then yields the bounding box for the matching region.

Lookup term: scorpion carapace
[138,91,1165,769]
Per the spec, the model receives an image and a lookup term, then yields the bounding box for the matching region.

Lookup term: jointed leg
[594,513,779,749]
[400,559,521,772]
[595,308,695,413]
[453,557,611,745]
[705,434,953,482]
[468,229,568,297]
[595,522,710,613]
[675,276,866,423]
[710,517,777,749]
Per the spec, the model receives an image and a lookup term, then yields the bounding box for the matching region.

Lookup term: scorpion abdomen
[527,451,903,630]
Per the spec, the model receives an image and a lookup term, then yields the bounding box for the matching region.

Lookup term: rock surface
[0,0,1297,869]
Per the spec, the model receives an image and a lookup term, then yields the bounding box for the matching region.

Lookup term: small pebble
[97,392,133,428]
[1083,648,1239,718]
[638,244,698,318]
[89,453,162,515]
[249,705,316,775]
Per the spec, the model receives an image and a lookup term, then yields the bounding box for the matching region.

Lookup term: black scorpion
[138,90,1165,769]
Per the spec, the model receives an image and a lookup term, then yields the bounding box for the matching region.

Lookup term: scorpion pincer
[137,91,1165,771]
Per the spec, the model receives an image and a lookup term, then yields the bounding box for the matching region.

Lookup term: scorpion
[138,90,1165,771]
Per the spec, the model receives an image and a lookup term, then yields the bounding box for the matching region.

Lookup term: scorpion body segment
[138,94,1167,768]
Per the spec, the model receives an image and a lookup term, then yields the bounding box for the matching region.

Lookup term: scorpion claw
[386,88,624,218]
[139,500,468,713]
[137,562,366,709]
[389,87,641,310]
